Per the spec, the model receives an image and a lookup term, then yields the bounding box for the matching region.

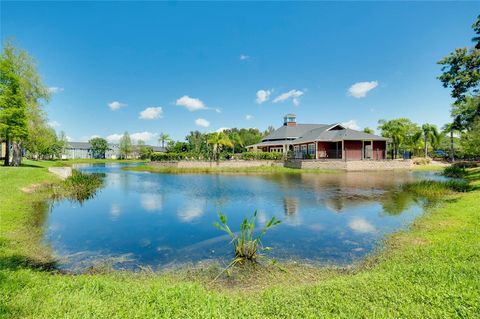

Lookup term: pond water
[43,164,447,271]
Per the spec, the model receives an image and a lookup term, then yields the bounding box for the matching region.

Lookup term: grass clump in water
[51,170,105,203]
[214,211,281,266]
[443,166,467,178]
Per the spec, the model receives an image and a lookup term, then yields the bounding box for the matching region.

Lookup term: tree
[207,132,233,160]
[378,119,406,158]
[136,140,153,160]
[460,117,480,158]
[442,120,462,162]
[421,124,440,158]
[158,132,171,149]
[438,15,480,130]
[363,127,374,134]
[89,137,109,159]
[228,131,244,154]
[185,130,205,154]
[451,95,480,130]
[0,41,50,166]
[119,131,132,159]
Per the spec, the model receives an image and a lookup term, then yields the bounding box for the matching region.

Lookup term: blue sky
[2,2,479,144]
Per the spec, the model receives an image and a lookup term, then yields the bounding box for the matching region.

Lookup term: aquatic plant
[52,170,105,203]
[443,166,467,178]
[214,211,281,265]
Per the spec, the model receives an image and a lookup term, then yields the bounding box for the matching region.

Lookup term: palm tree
[230,132,245,154]
[378,119,406,159]
[207,132,233,160]
[421,124,439,158]
[442,119,461,162]
[158,132,171,149]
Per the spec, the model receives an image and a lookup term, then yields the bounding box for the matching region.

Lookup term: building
[247,114,389,161]
[63,142,165,159]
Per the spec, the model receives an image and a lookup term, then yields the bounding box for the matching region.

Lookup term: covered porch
[292,140,387,161]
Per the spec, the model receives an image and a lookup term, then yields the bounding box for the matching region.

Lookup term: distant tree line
[161,128,267,161]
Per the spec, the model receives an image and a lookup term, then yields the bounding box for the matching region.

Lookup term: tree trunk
[4,139,10,166]
[450,130,455,162]
[11,141,22,166]
[424,135,428,158]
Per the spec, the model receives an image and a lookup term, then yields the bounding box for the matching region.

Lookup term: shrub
[412,157,431,165]
[214,211,281,265]
[452,161,478,169]
[240,152,284,161]
[443,166,467,178]
[150,152,202,161]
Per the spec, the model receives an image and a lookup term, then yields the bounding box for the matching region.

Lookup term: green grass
[1,162,479,318]
[411,164,448,172]
[123,164,338,174]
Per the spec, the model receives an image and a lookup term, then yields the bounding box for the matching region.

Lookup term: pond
[43,164,448,271]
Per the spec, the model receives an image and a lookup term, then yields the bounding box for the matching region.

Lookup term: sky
[1,1,479,144]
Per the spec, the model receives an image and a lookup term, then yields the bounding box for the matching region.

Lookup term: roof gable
[262,124,329,141]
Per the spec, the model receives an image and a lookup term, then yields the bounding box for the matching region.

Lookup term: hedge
[150,152,203,161]
[151,151,285,161]
[240,151,284,160]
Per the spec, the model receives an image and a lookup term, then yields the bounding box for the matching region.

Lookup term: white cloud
[66,136,73,142]
[341,119,360,130]
[140,194,163,212]
[240,54,250,60]
[348,81,378,98]
[177,200,205,222]
[130,132,157,143]
[48,87,64,94]
[245,114,254,120]
[106,132,158,144]
[215,127,230,133]
[195,118,210,128]
[108,101,127,111]
[176,95,206,111]
[256,89,271,104]
[48,120,61,128]
[139,107,163,120]
[110,204,121,221]
[106,134,123,143]
[349,218,376,233]
[273,89,304,106]
[214,108,222,113]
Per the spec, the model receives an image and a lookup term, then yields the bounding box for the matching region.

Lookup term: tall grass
[402,179,471,200]
[443,166,467,178]
[51,170,105,203]
[214,211,281,265]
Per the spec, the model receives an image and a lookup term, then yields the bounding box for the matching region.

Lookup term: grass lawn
[1,161,479,318]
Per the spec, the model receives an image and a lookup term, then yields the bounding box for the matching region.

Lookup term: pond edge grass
[1,161,479,318]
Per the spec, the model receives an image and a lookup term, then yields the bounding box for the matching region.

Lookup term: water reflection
[44,164,446,271]
[140,193,163,212]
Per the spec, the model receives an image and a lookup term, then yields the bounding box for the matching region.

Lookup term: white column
[315,142,318,160]
[362,140,364,160]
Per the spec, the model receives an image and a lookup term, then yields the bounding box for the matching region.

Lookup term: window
[269,147,283,153]
[308,143,315,155]
[301,145,307,155]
